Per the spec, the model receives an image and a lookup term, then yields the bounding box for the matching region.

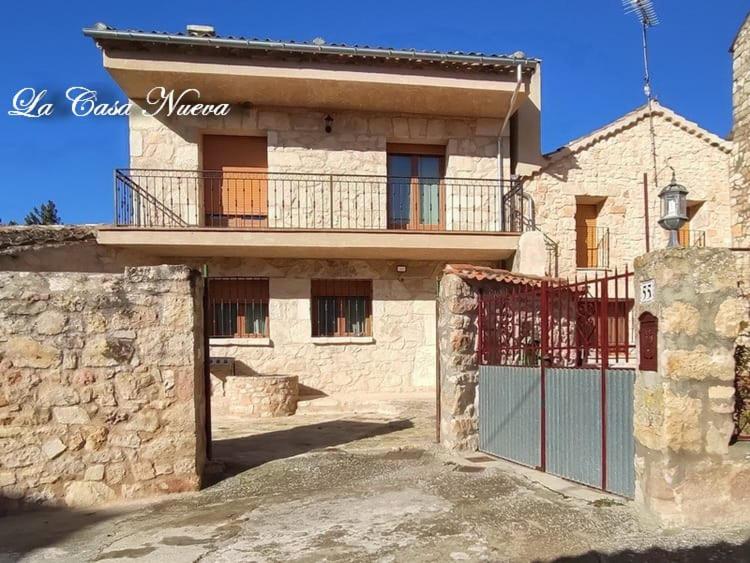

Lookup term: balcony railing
[678,229,706,248]
[576,226,610,269]
[114,169,528,233]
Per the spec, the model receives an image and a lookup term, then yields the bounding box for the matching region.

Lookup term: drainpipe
[498,63,524,232]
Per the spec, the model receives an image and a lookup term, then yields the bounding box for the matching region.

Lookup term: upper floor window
[208,278,269,338]
[575,200,608,269]
[311,279,372,337]
[386,143,445,231]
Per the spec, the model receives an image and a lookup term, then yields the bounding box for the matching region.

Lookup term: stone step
[295,392,434,417]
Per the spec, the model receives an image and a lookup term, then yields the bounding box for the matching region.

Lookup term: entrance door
[576,203,599,268]
[203,135,268,228]
[387,144,444,230]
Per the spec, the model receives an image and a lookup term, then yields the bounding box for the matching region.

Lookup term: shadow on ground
[208,417,414,484]
[553,538,750,562]
[0,499,126,559]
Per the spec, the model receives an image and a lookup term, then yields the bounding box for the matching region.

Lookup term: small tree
[24,200,61,225]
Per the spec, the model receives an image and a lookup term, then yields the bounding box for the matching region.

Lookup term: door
[576,204,599,268]
[387,144,445,230]
[677,205,698,247]
[203,135,268,227]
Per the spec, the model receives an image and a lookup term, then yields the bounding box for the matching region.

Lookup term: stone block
[84,465,105,481]
[42,438,67,460]
[52,406,90,424]
[2,337,61,368]
[64,481,116,507]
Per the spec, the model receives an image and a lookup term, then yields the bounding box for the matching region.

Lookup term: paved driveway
[1,404,749,562]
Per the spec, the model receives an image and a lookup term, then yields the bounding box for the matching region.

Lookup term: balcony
[576,226,610,270]
[98,169,528,261]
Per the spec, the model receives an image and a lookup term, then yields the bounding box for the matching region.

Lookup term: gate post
[539,281,549,471]
[633,248,749,525]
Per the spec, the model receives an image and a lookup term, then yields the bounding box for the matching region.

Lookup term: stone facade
[211,373,298,418]
[128,103,508,231]
[437,273,480,450]
[633,248,750,526]
[731,13,750,248]
[203,258,438,397]
[0,266,206,510]
[525,103,733,276]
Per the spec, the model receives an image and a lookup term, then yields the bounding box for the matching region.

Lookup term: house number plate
[640,279,655,303]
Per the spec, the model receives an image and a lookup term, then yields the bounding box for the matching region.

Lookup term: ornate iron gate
[477,268,636,497]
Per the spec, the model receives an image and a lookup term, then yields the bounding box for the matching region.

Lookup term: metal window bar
[311,279,372,337]
[207,277,269,338]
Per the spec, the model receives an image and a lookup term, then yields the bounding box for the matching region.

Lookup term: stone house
[73,24,544,408]
[524,102,734,277]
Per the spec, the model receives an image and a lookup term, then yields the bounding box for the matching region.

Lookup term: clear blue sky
[1,0,747,224]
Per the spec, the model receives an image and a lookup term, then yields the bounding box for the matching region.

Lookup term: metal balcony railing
[677,229,706,248]
[577,226,610,269]
[114,169,529,233]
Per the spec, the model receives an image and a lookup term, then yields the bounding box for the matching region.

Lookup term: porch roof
[443,264,557,286]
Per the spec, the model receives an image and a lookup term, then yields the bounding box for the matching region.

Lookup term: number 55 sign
[640,279,655,303]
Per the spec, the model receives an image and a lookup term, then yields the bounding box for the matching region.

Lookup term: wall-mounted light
[324,114,334,133]
[396,265,407,274]
[657,168,689,248]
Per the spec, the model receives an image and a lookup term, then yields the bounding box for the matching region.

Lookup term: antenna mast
[623,0,660,251]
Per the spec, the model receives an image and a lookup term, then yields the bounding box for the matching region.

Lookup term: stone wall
[633,248,750,526]
[525,106,732,276]
[211,373,298,418]
[0,266,206,510]
[128,103,508,231]
[731,14,750,248]
[437,273,480,450]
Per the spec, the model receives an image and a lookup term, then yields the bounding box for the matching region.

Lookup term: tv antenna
[623,0,660,251]
[623,0,659,100]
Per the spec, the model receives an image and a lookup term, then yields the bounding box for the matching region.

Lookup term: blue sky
[1,0,747,224]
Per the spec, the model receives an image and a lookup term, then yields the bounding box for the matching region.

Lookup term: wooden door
[576,204,599,268]
[677,205,697,247]
[386,144,445,230]
[202,135,268,227]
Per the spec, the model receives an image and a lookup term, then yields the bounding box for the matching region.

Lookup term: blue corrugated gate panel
[605,369,635,498]
[545,368,602,489]
[478,366,541,468]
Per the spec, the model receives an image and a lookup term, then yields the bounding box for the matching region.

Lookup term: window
[575,201,608,268]
[311,280,372,337]
[208,278,269,338]
[386,143,445,230]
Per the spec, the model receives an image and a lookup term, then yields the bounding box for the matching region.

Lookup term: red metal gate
[478,268,635,495]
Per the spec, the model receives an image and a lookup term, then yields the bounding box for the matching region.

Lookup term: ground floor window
[208,278,269,337]
[311,279,372,337]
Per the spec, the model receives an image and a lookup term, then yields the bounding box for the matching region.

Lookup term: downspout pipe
[498,63,524,232]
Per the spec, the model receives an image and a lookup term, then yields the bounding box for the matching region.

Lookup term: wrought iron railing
[577,226,610,270]
[678,229,706,248]
[114,169,528,233]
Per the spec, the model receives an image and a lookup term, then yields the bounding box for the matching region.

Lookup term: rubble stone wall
[210,373,298,418]
[633,248,750,526]
[0,266,206,511]
[731,14,750,248]
[437,273,480,450]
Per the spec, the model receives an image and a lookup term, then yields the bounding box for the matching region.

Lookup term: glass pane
[344,296,368,336]
[212,303,238,337]
[387,155,412,227]
[418,157,440,225]
[244,302,268,336]
[315,296,338,336]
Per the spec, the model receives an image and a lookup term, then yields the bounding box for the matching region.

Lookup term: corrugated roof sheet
[82,24,539,70]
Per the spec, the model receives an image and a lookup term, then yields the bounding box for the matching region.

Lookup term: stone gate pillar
[633,248,749,525]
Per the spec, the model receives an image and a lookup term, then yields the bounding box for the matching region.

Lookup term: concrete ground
[1,400,750,562]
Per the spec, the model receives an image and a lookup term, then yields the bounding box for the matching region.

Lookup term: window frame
[207,277,270,338]
[310,279,373,338]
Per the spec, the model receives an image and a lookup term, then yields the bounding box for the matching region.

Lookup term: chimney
[186,24,216,38]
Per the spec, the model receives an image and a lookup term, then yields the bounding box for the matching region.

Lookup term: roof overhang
[84,27,539,118]
[100,50,531,118]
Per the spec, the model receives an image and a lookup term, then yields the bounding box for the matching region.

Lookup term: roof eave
[82,27,541,71]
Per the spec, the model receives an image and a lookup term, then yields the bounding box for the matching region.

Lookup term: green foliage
[24,200,61,225]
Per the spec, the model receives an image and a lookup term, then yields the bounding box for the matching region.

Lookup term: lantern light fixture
[657,168,689,248]
[324,114,333,133]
